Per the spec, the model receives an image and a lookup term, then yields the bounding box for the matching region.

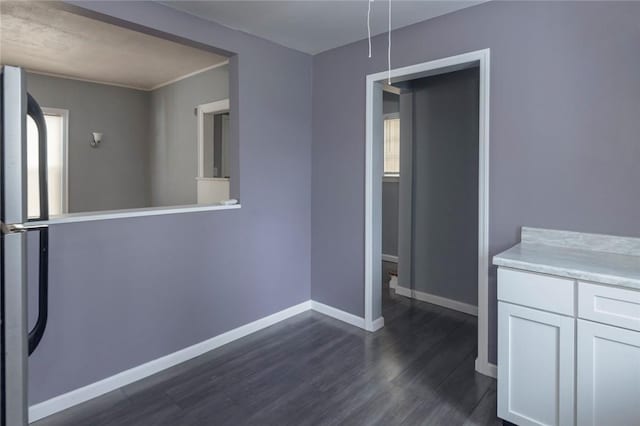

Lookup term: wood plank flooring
[34,282,500,425]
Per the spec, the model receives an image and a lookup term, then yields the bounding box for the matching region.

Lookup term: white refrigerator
[1,65,50,426]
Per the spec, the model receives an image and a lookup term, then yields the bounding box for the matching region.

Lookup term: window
[27,109,68,218]
[383,113,400,176]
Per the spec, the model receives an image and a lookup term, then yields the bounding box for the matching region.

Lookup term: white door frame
[41,107,69,215]
[196,99,229,178]
[365,49,493,377]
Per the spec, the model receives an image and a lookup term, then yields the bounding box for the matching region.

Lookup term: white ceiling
[0,1,228,91]
[164,1,484,55]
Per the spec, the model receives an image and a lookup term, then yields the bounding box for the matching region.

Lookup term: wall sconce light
[91,132,103,148]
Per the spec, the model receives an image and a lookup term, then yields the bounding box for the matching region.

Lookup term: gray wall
[29,1,312,404]
[26,73,151,213]
[407,68,479,306]
[213,114,224,177]
[149,65,228,206]
[382,91,400,257]
[382,181,398,256]
[203,113,214,176]
[383,91,400,115]
[311,1,640,364]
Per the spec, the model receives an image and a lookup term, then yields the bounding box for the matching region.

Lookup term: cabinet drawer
[498,268,575,316]
[578,282,640,331]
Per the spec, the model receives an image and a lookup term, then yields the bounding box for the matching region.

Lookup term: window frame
[196,99,230,179]
[382,112,400,180]
[41,107,69,216]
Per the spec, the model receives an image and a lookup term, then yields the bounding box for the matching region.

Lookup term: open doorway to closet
[365,49,492,377]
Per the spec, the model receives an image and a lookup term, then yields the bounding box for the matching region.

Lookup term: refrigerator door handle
[1,222,48,234]
[26,92,50,355]
[28,228,48,355]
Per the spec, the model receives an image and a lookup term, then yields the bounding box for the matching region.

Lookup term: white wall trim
[150,61,229,91]
[29,299,380,422]
[389,275,398,289]
[29,301,312,422]
[394,285,479,316]
[310,301,384,332]
[197,99,230,178]
[29,61,228,92]
[475,360,497,378]
[41,107,69,215]
[365,49,492,375]
[381,254,398,263]
[310,300,366,329]
[27,69,154,92]
[368,316,385,332]
[28,203,241,226]
[383,83,402,95]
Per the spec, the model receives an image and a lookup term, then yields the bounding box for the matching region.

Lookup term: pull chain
[367,0,373,58]
[388,0,392,84]
[367,0,392,84]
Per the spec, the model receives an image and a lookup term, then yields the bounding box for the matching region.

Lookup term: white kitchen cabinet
[498,302,575,426]
[494,227,640,426]
[577,319,640,426]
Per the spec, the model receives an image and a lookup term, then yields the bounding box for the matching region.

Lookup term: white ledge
[30,203,241,225]
[195,177,230,181]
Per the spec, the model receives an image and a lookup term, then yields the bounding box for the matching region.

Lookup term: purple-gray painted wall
[382,92,399,257]
[382,182,399,257]
[311,1,640,363]
[28,1,312,404]
[410,69,479,306]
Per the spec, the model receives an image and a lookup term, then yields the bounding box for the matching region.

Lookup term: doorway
[365,49,493,377]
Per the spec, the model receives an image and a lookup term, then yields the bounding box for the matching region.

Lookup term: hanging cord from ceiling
[367,0,373,58]
[387,0,392,84]
[367,0,392,84]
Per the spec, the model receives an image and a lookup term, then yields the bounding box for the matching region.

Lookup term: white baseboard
[381,254,398,263]
[310,300,366,329]
[367,316,385,332]
[29,299,379,423]
[29,300,312,423]
[30,298,388,423]
[389,275,398,289]
[394,285,478,316]
[475,358,497,378]
[30,292,486,423]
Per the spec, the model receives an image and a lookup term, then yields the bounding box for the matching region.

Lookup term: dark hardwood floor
[35,278,499,425]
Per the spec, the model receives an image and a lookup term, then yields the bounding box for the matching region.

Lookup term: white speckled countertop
[493,227,640,290]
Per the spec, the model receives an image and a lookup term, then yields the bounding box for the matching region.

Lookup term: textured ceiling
[0,1,228,90]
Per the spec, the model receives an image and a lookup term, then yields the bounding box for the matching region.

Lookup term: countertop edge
[493,255,640,291]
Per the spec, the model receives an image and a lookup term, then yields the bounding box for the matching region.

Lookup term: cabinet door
[498,302,575,426]
[577,320,640,425]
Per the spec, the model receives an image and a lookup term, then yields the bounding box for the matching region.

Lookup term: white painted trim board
[475,360,497,379]
[29,301,312,422]
[29,300,382,422]
[40,107,69,215]
[310,301,366,329]
[150,61,229,91]
[394,285,478,317]
[29,203,241,226]
[381,254,398,263]
[365,48,492,376]
[28,60,229,92]
[197,99,230,178]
